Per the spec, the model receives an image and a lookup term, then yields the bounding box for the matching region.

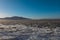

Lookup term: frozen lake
[0,24,60,40]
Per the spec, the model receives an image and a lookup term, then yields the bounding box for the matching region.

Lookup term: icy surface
[0,24,60,40]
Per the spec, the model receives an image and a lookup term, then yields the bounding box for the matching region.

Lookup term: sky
[0,0,60,19]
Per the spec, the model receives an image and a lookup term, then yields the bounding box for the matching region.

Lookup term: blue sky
[0,0,60,19]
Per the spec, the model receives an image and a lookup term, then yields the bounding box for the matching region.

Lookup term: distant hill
[0,16,31,20]
[0,16,60,21]
[0,16,60,25]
